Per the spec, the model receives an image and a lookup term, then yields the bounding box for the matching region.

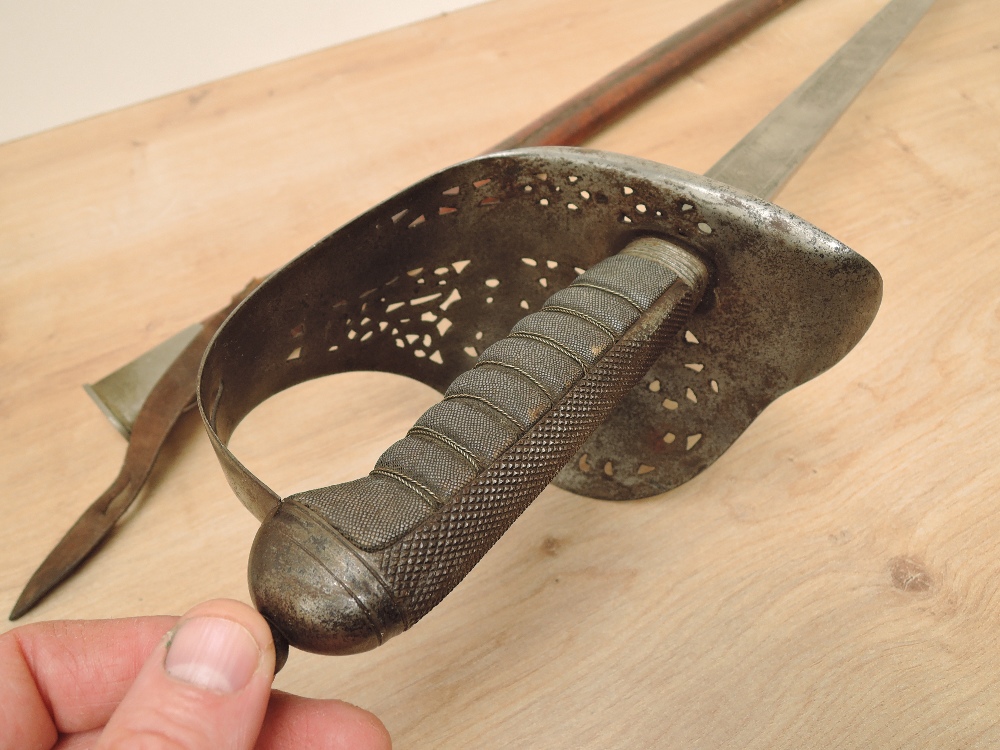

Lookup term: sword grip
[249,237,708,655]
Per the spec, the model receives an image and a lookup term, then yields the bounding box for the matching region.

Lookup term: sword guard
[198,148,881,653]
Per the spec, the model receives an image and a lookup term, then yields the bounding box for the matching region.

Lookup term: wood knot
[541,536,562,557]
[889,556,934,593]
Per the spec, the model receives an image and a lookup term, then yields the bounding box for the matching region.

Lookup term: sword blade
[707,0,935,200]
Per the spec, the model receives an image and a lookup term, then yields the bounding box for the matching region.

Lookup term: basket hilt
[249,237,708,655]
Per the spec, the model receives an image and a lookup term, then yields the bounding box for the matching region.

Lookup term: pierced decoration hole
[638,464,655,475]
[485,278,500,288]
[580,190,590,200]
[407,267,424,277]
[636,204,647,213]
[524,185,533,192]
[408,215,426,228]
[522,257,537,267]
[480,196,500,206]
[648,379,661,393]
[711,379,719,393]
[392,209,409,224]
[437,318,452,336]
[536,173,548,181]
[662,398,678,410]
[360,331,373,342]
[396,339,405,348]
[475,331,483,340]
[567,203,579,210]
[539,198,550,206]
[438,280,447,286]
[442,186,460,196]
[421,311,437,322]
[360,317,371,326]
[391,327,399,335]
[663,433,676,444]
[287,347,302,361]
[623,186,634,195]
[486,296,494,304]
[568,175,579,183]
[290,323,305,338]
[656,211,662,216]
[574,267,586,275]
[414,349,426,358]
[441,288,462,311]
[520,300,530,310]
[579,454,592,472]
[422,334,432,347]
[698,222,712,234]
[686,388,698,403]
[682,203,694,212]
[452,260,471,273]
[464,346,479,357]
[378,321,388,331]
[473,178,491,188]
[538,277,548,288]
[685,330,700,344]
[411,292,442,306]
[438,206,458,215]
[687,434,702,450]
[386,301,405,313]
[429,350,444,364]
[685,363,704,373]
[546,260,558,269]
[347,330,357,340]
[603,461,614,477]
[416,278,426,285]
[328,345,339,352]
[621,215,632,224]
[405,334,419,344]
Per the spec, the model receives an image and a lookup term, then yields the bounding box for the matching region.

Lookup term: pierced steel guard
[198,148,881,654]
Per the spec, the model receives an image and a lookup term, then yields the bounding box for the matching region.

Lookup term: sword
[10,0,802,620]
[213,0,927,659]
[12,0,933,631]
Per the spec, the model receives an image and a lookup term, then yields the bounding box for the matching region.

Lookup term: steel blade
[706,0,934,200]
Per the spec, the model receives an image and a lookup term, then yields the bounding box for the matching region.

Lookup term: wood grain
[2,0,998,746]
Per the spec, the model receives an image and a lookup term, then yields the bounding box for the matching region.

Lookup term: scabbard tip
[9,594,35,621]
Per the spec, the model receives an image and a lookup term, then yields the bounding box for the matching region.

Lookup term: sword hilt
[249,237,708,655]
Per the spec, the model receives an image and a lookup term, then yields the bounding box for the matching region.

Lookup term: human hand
[1,598,391,749]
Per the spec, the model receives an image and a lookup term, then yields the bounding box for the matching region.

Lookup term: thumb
[98,599,276,750]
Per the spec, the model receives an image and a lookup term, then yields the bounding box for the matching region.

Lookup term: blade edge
[705,0,935,200]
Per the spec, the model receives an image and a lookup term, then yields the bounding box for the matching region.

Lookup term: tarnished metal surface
[198,148,880,652]
[11,281,260,620]
[83,324,203,440]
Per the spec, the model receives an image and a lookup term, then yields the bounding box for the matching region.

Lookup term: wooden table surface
[2,0,998,746]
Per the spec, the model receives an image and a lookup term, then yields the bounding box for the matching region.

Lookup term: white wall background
[0,0,488,144]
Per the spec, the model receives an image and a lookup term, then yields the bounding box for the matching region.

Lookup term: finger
[0,615,177,749]
[256,691,391,750]
[97,599,276,750]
